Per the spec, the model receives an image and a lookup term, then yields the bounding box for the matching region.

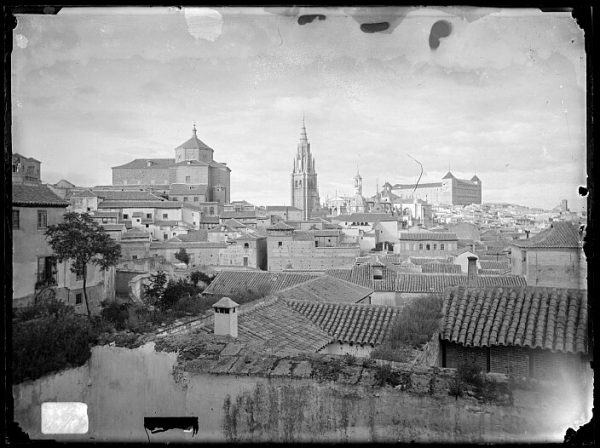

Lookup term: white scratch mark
[184,8,223,42]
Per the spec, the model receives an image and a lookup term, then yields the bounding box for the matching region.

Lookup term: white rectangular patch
[41,402,88,434]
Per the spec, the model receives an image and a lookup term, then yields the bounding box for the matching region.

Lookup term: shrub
[14,298,73,322]
[387,296,443,348]
[100,301,131,331]
[13,313,98,383]
[189,270,214,288]
[159,279,202,311]
[374,364,402,387]
[174,248,190,265]
[343,353,356,365]
[457,361,484,388]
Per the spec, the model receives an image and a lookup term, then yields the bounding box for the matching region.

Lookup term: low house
[453,250,481,274]
[438,286,589,380]
[510,221,586,289]
[275,275,373,304]
[265,205,303,222]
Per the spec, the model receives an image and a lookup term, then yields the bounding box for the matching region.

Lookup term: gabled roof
[173,230,208,242]
[286,299,399,346]
[203,270,318,297]
[121,229,152,240]
[267,221,295,231]
[12,184,69,207]
[326,265,526,292]
[98,200,183,209]
[511,222,581,249]
[442,171,455,179]
[441,286,587,354]
[399,232,458,241]
[101,223,127,231]
[112,158,174,169]
[276,275,374,304]
[421,263,462,274]
[222,218,247,229]
[66,188,97,198]
[212,297,239,308]
[93,190,165,201]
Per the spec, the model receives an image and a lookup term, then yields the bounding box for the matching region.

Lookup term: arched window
[244,243,249,248]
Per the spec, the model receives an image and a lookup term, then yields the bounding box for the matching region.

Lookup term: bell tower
[290,116,320,220]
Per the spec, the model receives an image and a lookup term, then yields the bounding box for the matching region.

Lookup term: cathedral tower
[290,117,320,220]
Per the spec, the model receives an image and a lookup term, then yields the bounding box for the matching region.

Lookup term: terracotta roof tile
[276,275,373,304]
[441,286,587,354]
[511,222,581,248]
[285,299,399,346]
[203,270,318,297]
[421,263,462,274]
[479,260,510,270]
[12,184,69,207]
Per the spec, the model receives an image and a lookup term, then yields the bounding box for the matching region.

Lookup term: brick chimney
[467,256,478,287]
[212,297,239,338]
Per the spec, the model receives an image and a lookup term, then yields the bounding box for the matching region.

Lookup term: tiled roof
[222,218,247,229]
[441,286,588,354]
[422,263,462,274]
[98,200,183,209]
[409,257,453,265]
[66,188,97,198]
[334,213,398,223]
[267,221,295,231]
[112,158,174,169]
[313,230,340,237]
[276,275,373,304]
[150,241,227,249]
[91,211,120,218]
[236,299,333,354]
[101,224,127,231]
[122,229,152,239]
[399,232,458,241]
[12,184,69,207]
[176,132,213,151]
[168,184,208,195]
[221,211,261,219]
[286,299,399,345]
[326,265,526,292]
[511,222,581,249]
[479,260,510,270]
[93,190,164,201]
[292,231,314,241]
[203,270,319,297]
[173,230,208,242]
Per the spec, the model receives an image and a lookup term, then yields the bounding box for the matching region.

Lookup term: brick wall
[443,342,488,372]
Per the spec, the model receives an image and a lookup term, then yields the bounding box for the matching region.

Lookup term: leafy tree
[174,247,190,265]
[144,270,168,307]
[189,270,214,288]
[160,278,201,311]
[45,212,121,319]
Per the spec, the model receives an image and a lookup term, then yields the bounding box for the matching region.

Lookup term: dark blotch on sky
[578,186,588,196]
[429,20,452,50]
[360,22,390,33]
[298,15,326,25]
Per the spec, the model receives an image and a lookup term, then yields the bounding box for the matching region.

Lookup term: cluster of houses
[11,151,589,382]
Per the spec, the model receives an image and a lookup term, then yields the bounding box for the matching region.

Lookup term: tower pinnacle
[192,122,197,137]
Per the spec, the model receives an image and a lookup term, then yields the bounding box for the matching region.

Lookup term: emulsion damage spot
[298,15,326,25]
[429,20,452,50]
[360,22,390,33]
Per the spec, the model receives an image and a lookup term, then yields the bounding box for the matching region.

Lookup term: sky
[11,6,587,211]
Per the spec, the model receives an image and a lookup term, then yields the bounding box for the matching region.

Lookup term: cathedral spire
[300,115,308,143]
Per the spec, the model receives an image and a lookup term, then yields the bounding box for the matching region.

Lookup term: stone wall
[12,342,591,443]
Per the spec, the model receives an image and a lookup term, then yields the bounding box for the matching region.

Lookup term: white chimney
[212,297,239,338]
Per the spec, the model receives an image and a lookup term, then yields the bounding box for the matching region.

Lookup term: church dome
[350,193,367,208]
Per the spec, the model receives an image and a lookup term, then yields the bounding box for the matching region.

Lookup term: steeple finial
[192,122,197,137]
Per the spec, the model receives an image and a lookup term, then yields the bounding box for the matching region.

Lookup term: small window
[419,243,423,250]
[12,210,19,229]
[123,214,129,219]
[163,213,168,219]
[315,241,319,247]
[183,197,188,202]
[76,271,83,281]
[132,255,138,260]
[145,224,149,228]
[440,243,445,250]
[244,243,249,248]
[426,244,431,251]
[209,207,215,215]
[185,176,191,183]
[37,210,47,229]
[75,293,82,305]
[433,243,437,250]
[278,241,282,247]
[146,213,152,219]
[194,197,199,202]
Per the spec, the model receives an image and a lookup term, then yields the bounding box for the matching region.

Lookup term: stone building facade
[290,119,320,220]
[390,172,481,206]
[112,125,231,203]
